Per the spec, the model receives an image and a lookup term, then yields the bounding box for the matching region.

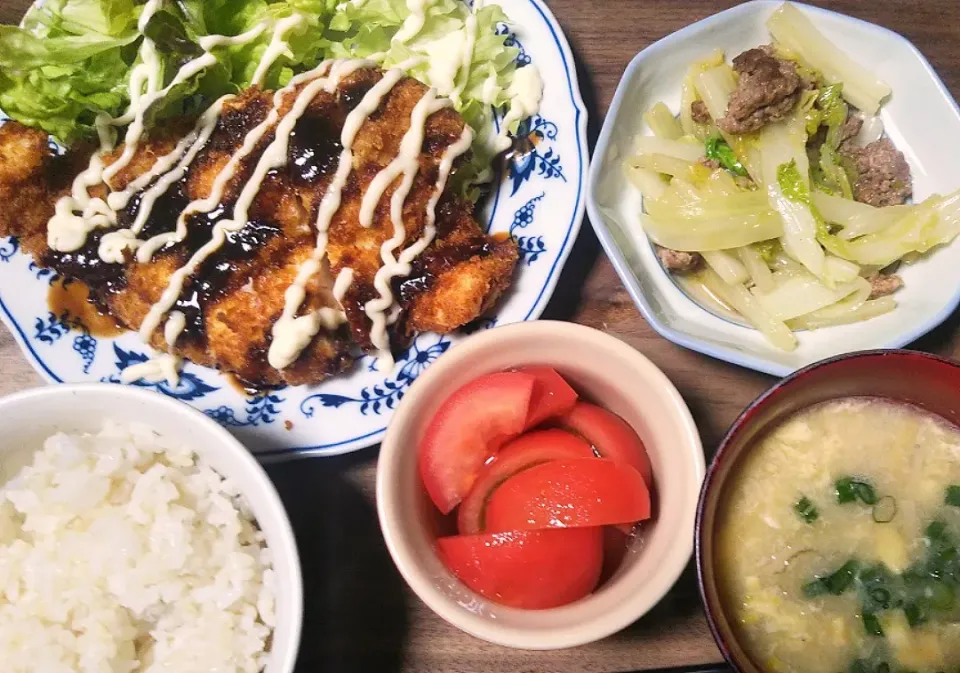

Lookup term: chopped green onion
[923,581,956,611]
[870,587,891,606]
[872,496,897,523]
[861,611,884,636]
[927,520,948,541]
[835,477,877,505]
[836,477,857,503]
[803,578,828,598]
[704,135,748,177]
[794,496,819,523]
[904,601,926,627]
[946,485,960,507]
[857,563,897,613]
[804,559,860,597]
[855,482,878,505]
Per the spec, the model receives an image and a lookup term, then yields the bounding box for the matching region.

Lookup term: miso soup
[718,398,960,673]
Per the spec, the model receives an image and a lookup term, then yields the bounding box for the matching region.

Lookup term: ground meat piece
[843,137,912,207]
[868,273,904,299]
[698,157,721,170]
[718,47,801,135]
[691,100,712,125]
[837,114,863,147]
[655,245,703,273]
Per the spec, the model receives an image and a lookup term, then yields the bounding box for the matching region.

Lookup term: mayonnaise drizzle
[119,309,185,387]
[46,0,165,252]
[119,352,181,386]
[494,65,544,153]
[333,268,355,304]
[371,123,473,367]
[267,66,408,370]
[138,59,370,346]
[95,16,311,384]
[250,14,308,88]
[361,87,454,369]
[449,12,477,105]
[394,0,431,43]
[46,6,269,254]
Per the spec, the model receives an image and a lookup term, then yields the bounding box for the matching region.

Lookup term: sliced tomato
[419,371,536,514]
[516,366,579,429]
[600,526,630,585]
[485,458,651,531]
[457,429,594,535]
[556,403,653,487]
[436,527,604,609]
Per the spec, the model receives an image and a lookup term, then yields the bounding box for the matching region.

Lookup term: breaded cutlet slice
[0,64,518,387]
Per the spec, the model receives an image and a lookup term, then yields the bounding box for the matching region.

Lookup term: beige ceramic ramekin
[377,321,705,649]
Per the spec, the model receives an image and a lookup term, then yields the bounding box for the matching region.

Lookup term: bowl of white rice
[0,383,302,673]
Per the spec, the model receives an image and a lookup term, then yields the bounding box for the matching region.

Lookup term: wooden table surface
[2,1,960,671]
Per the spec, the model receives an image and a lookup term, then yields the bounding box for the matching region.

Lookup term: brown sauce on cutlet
[288,74,379,185]
[211,96,271,153]
[44,230,128,300]
[339,75,378,111]
[172,217,282,345]
[289,112,343,184]
[121,176,191,243]
[397,239,497,304]
[47,278,123,337]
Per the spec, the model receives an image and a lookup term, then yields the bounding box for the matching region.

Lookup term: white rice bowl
[0,420,276,673]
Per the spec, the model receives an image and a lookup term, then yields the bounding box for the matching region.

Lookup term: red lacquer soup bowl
[696,349,960,672]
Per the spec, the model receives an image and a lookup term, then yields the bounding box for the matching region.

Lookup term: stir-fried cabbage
[767,3,891,114]
[623,1,960,351]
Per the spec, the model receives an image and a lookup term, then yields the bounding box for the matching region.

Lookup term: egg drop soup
[718,398,960,673]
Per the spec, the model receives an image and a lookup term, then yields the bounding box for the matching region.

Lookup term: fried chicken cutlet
[0,62,518,387]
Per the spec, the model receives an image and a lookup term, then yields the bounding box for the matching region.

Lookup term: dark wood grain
[1,1,959,671]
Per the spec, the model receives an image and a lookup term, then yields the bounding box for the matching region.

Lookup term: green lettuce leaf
[0,0,527,199]
[320,0,521,195]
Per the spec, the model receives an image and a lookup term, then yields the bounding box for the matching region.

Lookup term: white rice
[0,421,276,673]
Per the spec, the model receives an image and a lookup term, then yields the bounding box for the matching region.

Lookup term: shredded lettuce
[0,0,525,195]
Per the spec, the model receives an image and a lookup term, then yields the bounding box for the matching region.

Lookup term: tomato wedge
[457,429,594,535]
[556,403,653,487]
[419,372,536,514]
[436,527,604,609]
[517,366,578,429]
[485,458,651,531]
[600,526,630,585]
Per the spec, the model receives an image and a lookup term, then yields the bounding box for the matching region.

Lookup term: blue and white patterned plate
[0,0,588,458]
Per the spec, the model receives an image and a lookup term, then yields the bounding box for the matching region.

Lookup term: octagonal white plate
[587,0,960,377]
[0,0,588,458]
